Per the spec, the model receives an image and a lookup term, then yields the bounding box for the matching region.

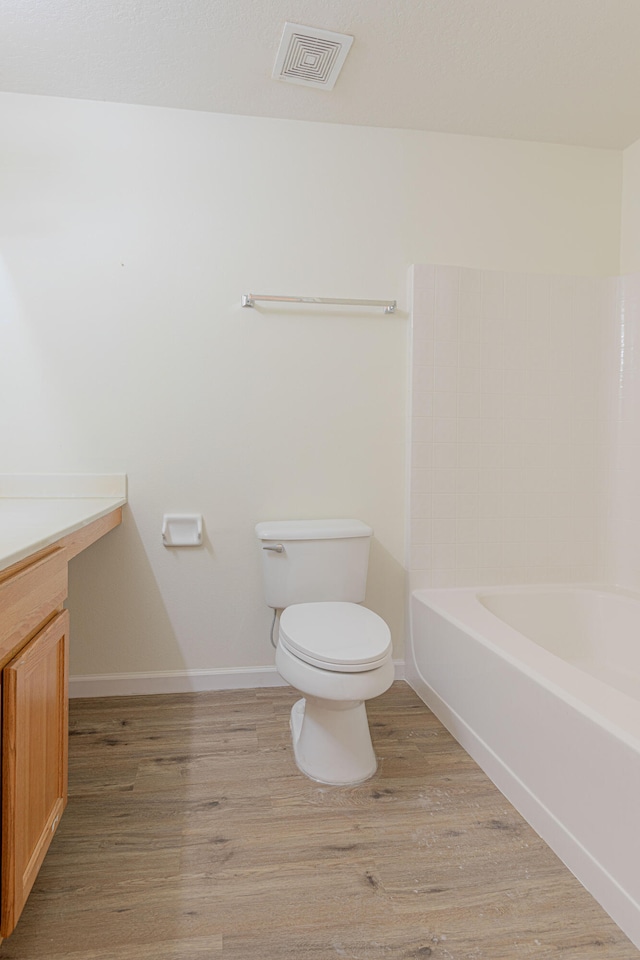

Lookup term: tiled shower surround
[409,264,640,590]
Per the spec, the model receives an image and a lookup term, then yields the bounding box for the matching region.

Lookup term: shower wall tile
[409,264,610,590]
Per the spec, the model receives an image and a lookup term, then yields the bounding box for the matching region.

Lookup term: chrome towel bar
[241,294,397,314]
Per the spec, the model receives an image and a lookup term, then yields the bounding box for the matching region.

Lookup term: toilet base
[289,697,377,786]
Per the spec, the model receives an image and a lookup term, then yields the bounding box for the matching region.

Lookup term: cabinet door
[1,610,69,937]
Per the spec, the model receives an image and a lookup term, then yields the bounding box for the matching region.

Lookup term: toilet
[255,519,393,785]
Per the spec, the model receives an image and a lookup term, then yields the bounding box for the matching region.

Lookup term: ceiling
[2,0,640,149]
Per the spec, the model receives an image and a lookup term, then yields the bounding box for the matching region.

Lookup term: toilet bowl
[276,602,394,785]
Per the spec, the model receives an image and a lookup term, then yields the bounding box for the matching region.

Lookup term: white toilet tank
[255,519,372,609]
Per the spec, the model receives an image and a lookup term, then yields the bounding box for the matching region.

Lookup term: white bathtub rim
[411,583,640,756]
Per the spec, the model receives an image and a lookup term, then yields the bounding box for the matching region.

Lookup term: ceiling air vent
[273,22,354,91]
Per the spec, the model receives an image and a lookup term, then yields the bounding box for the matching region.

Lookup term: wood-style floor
[1,682,636,959]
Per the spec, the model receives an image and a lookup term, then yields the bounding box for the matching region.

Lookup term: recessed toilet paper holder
[162,514,203,547]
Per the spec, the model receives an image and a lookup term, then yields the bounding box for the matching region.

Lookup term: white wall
[621,137,640,273]
[0,92,621,685]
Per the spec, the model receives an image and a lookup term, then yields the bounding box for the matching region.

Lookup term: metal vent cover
[273,22,354,91]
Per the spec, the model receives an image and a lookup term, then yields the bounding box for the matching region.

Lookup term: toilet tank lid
[255,519,372,541]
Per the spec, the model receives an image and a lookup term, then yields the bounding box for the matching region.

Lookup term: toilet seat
[279,601,391,674]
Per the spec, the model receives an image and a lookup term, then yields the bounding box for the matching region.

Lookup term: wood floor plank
[0,682,636,959]
[29,936,224,960]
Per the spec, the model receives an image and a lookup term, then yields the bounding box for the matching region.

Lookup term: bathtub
[407,585,640,950]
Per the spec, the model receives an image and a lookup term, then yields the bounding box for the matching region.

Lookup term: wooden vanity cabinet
[2,609,69,935]
[0,507,121,938]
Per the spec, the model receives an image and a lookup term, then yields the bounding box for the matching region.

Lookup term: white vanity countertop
[0,475,127,573]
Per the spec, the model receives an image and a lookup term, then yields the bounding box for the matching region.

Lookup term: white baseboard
[70,660,406,698]
[393,659,405,680]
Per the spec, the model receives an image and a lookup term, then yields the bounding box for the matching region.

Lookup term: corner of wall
[621,138,640,274]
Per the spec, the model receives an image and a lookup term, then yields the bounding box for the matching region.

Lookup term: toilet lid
[279,602,391,673]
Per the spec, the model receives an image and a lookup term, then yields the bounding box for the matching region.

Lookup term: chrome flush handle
[262,544,284,553]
